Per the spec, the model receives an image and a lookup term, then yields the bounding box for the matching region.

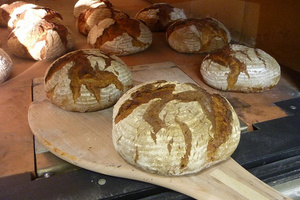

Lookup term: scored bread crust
[7,19,74,61]
[200,44,281,92]
[87,18,152,56]
[112,80,240,176]
[44,49,133,112]
[135,3,187,32]
[166,18,231,54]
[76,2,129,36]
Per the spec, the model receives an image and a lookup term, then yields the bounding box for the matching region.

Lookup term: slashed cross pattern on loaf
[114,81,233,167]
[206,46,268,90]
[45,50,123,103]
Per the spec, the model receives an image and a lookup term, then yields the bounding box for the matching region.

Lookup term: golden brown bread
[166,18,231,53]
[200,44,281,92]
[112,80,240,176]
[44,49,133,112]
[135,3,187,32]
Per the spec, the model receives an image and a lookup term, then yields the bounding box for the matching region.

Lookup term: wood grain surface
[28,64,289,199]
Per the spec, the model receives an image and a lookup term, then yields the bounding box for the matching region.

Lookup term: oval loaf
[200,44,281,92]
[166,18,231,53]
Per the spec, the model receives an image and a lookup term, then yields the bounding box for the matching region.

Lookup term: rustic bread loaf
[8,6,63,30]
[0,48,13,83]
[135,3,187,32]
[0,1,37,27]
[112,80,240,176]
[87,18,152,56]
[44,49,133,112]
[74,0,112,18]
[76,2,129,36]
[200,44,281,92]
[7,19,74,61]
[166,18,231,53]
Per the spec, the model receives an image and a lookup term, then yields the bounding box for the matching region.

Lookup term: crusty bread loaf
[87,18,152,56]
[0,48,13,83]
[7,19,74,61]
[8,6,63,30]
[112,80,240,176]
[44,49,133,112]
[200,44,281,92]
[166,18,231,53]
[0,1,37,27]
[73,0,112,18]
[135,3,187,32]
[76,2,129,36]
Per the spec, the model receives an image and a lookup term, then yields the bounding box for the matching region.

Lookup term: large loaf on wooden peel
[112,80,240,176]
[200,44,281,92]
[44,49,133,112]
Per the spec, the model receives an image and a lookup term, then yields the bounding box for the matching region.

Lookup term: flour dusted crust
[7,19,74,61]
[166,18,231,53]
[8,6,63,30]
[0,48,13,83]
[87,18,152,56]
[0,1,37,28]
[2,1,74,61]
[76,1,129,36]
[135,3,187,32]
[74,0,112,18]
[44,49,133,112]
[112,80,240,176]
[200,44,281,92]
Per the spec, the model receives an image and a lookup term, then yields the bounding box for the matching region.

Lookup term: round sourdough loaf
[44,49,133,112]
[0,48,13,83]
[112,80,240,176]
[135,3,187,32]
[87,18,152,56]
[200,44,281,92]
[166,18,231,53]
[76,2,129,36]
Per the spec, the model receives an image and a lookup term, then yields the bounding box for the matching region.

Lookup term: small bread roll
[166,18,231,53]
[135,3,187,32]
[7,19,74,61]
[200,44,281,92]
[112,80,240,176]
[0,48,13,83]
[76,2,129,36]
[8,6,63,30]
[74,0,112,18]
[0,1,37,28]
[44,49,133,112]
[87,18,152,56]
